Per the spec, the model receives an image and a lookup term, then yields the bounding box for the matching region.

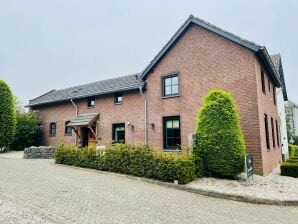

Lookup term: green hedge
[289,144,298,159]
[55,144,196,184]
[280,162,298,178]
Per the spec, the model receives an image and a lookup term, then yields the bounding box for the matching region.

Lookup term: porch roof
[67,113,99,127]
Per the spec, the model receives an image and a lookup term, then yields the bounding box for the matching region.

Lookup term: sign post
[245,154,253,185]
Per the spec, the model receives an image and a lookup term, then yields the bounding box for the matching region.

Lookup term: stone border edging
[54,163,298,206]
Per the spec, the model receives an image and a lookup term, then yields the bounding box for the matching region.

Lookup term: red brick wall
[255,62,282,175]
[144,24,279,175]
[31,24,281,175]
[33,91,144,147]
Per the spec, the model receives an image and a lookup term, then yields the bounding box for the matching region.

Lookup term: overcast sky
[0,0,297,105]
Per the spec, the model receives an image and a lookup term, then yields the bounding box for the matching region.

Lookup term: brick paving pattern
[0,153,297,223]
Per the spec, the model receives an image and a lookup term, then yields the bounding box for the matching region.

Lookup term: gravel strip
[187,167,298,201]
[0,198,55,224]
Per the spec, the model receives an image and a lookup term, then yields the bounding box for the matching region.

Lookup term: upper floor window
[271,117,276,148]
[162,75,179,97]
[114,92,123,104]
[163,116,181,150]
[261,70,266,94]
[273,87,276,105]
[50,122,56,136]
[264,114,270,150]
[65,121,72,135]
[87,97,95,108]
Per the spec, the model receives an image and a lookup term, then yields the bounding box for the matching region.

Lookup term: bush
[0,80,16,150]
[280,162,298,178]
[289,144,298,159]
[10,113,41,150]
[55,144,196,184]
[194,89,246,178]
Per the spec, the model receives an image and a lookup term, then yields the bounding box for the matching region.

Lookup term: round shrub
[194,89,246,178]
[0,80,16,150]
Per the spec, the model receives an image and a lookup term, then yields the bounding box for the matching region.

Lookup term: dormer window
[87,97,95,108]
[114,92,123,104]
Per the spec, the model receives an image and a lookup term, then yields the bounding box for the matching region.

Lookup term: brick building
[28,15,285,175]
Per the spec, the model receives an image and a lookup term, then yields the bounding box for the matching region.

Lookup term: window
[114,92,123,104]
[50,122,56,136]
[261,70,266,94]
[276,120,280,147]
[87,97,95,108]
[162,75,179,97]
[273,87,276,105]
[163,116,181,150]
[264,114,270,150]
[268,78,271,92]
[112,123,125,144]
[271,117,275,148]
[65,121,72,135]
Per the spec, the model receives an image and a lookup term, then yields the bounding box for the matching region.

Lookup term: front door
[82,127,89,147]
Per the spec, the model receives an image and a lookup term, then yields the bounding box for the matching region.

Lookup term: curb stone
[53,163,298,207]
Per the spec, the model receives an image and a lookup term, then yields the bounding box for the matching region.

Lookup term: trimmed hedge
[194,89,246,178]
[280,162,298,178]
[289,144,298,159]
[55,144,196,184]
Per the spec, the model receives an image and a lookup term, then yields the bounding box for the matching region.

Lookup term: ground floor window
[163,116,181,150]
[264,114,270,150]
[112,123,125,144]
[65,121,72,135]
[50,122,56,136]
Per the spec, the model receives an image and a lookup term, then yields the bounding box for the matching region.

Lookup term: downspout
[70,99,78,145]
[139,86,147,145]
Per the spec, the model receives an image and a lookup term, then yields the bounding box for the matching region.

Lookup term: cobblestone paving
[0,154,297,224]
[0,197,54,224]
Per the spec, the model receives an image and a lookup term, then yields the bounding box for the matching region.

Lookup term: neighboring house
[286,100,298,144]
[28,15,284,175]
[270,54,289,161]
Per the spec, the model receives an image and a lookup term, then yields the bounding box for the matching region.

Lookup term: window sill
[163,149,182,152]
[64,133,72,136]
[88,106,95,109]
[114,102,122,105]
[161,94,180,99]
[49,134,56,137]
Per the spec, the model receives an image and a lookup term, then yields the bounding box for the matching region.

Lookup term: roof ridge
[190,15,262,48]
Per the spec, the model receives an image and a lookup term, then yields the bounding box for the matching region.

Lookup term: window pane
[166,120,173,128]
[172,120,179,128]
[167,138,173,147]
[165,77,171,86]
[165,86,171,96]
[172,128,180,137]
[172,137,181,147]
[171,76,178,85]
[172,85,178,95]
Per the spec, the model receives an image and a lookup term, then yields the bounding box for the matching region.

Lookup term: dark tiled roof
[140,15,281,87]
[29,74,143,106]
[270,54,288,100]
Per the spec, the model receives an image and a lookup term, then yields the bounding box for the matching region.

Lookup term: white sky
[0,0,297,104]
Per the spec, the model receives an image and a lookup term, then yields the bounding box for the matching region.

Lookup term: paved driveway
[0,152,297,224]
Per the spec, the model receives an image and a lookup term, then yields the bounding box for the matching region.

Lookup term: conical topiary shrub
[194,89,245,178]
[0,80,16,151]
